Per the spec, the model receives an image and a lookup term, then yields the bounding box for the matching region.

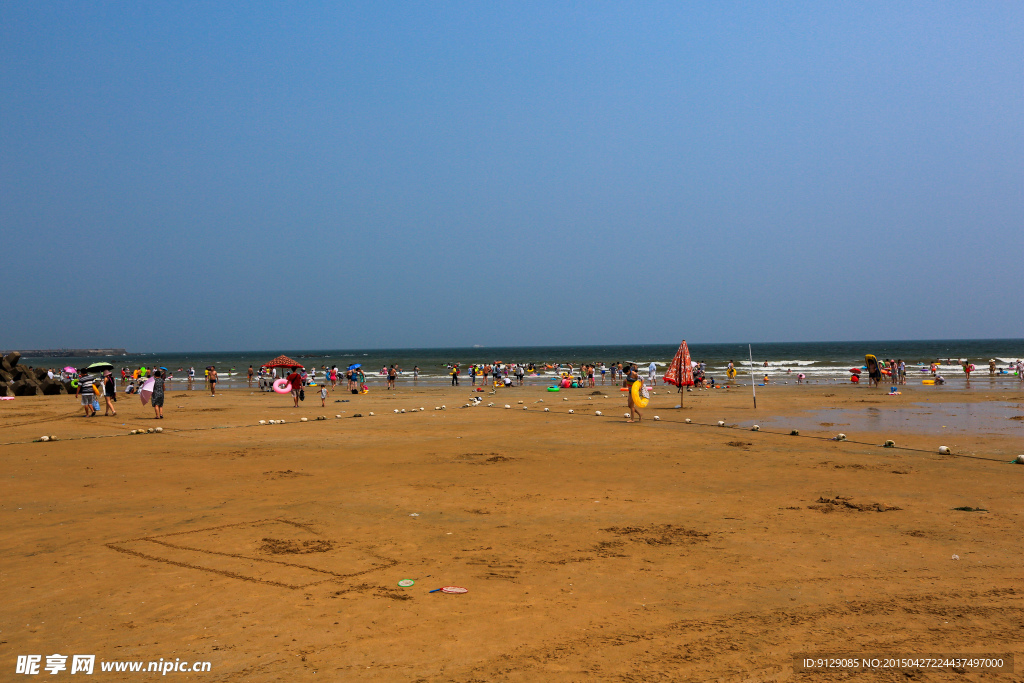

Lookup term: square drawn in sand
[107,519,395,589]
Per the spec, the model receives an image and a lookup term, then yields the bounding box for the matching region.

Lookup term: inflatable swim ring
[922,379,935,385]
[630,381,650,408]
[70,379,79,388]
[272,378,291,394]
[547,386,560,392]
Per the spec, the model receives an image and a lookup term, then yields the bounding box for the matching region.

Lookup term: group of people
[440,361,664,389]
[71,363,226,420]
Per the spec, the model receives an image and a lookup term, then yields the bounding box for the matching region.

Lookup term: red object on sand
[849,368,861,374]
[663,340,695,387]
[261,355,305,370]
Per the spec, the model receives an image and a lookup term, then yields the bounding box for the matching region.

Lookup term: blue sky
[2,2,1021,352]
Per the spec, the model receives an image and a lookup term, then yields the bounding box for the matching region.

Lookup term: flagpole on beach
[748,344,757,410]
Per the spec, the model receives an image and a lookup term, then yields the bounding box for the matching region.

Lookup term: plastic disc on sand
[397,579,415,587]
[441,586,468,594]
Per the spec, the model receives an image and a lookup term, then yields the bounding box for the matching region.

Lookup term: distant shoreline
[2,348,127,358]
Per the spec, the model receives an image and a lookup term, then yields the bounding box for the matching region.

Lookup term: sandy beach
[2,382,1022,681]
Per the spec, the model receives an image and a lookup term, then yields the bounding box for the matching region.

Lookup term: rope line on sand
[475,402,1016,464]
[1,402,1018,465]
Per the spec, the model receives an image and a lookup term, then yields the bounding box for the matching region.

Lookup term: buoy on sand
[939,446,950,454]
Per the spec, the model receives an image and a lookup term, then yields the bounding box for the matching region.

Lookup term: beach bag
[91,398,100,411]
[299,389,305,401]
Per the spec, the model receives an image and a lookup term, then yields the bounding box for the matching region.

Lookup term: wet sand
[2,382,1023,681]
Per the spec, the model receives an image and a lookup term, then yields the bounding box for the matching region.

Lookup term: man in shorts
[287,368,303,407]
[76,370,97,417]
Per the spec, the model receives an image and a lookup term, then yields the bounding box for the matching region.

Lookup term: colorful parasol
[139,378,156,406]
[261,355,304,370]
[663,340,695,388]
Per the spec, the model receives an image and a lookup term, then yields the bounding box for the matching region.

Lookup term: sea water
[16,339,1024,389]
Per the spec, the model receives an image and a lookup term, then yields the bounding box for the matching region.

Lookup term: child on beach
[320,383,328,406]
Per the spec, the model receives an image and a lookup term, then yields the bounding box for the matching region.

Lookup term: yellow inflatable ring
[630,380,649,408]
[922,379,935,385]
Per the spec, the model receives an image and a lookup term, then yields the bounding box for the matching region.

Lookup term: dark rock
[0,368,12,383]
[39,378,66,395]
[32,367,49,381]
[12,380,42,396]
[13,365,32,380]
[0,383,12,397]
[3,351,21,369]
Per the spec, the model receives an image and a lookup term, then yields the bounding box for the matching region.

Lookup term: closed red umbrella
[663,340,694,391]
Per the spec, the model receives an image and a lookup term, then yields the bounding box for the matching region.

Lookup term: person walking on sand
[286,367,302,407]
[625,363,642,423]
[648,361,657,386]
[208,367,218,395]
[151,369,165,419]
[320,382,328,407]
[103,371,117,416]
[187,366,195,390]
[247,365,254,387]
[387,364,397,390]
[451,364,460,386]
[76,368,97,417]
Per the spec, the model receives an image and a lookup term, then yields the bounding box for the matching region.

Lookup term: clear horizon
[7,336,1022,358]
[3,3,1021,350]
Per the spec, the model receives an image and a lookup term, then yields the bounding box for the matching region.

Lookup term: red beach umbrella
[663,340,694,390]
[261,355,305,370]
